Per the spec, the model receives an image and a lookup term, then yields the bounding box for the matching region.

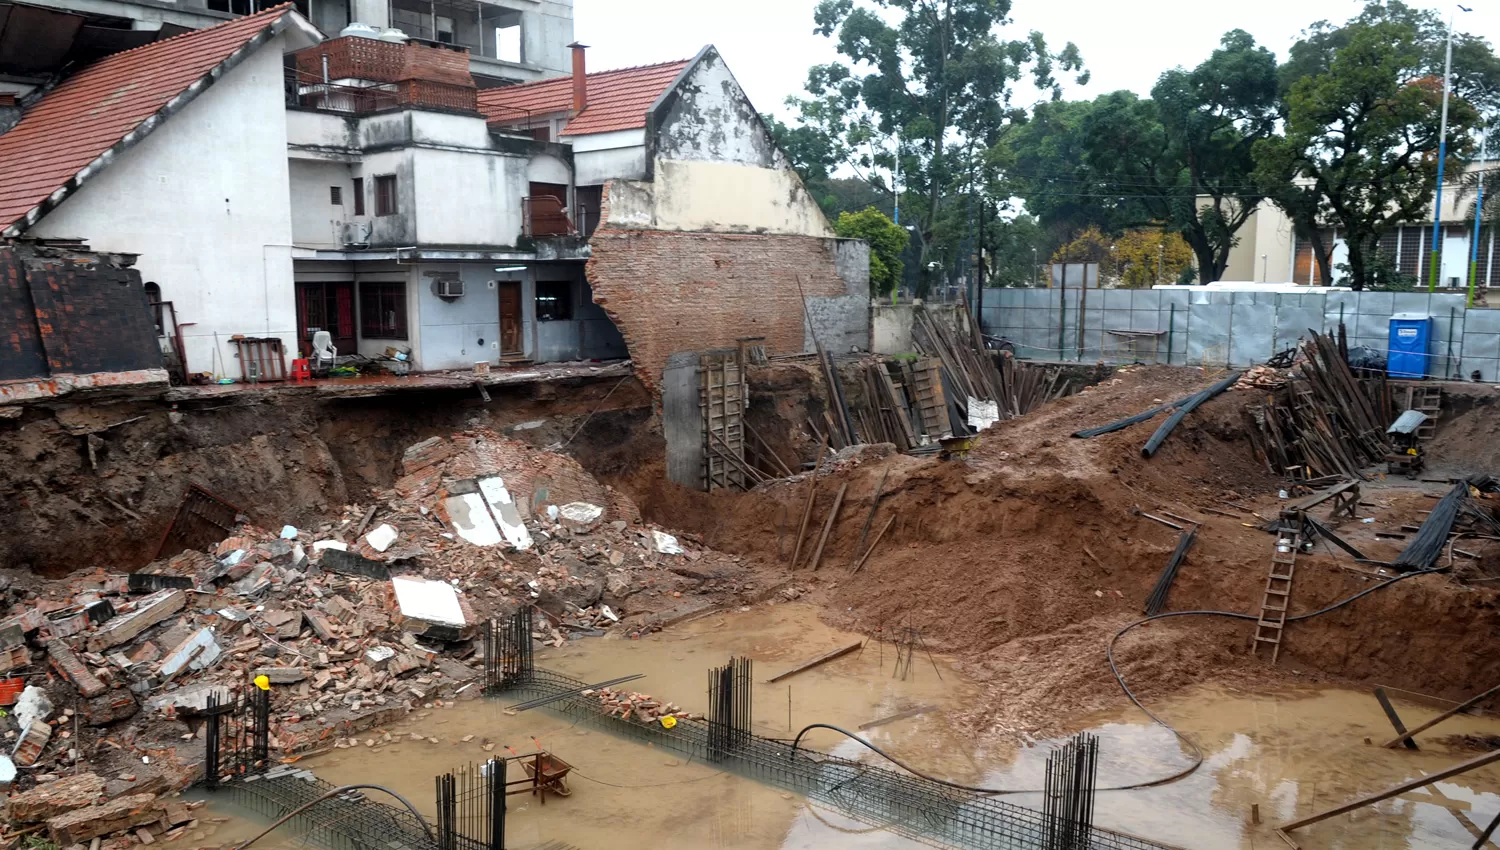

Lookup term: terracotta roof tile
[477,58,691,136]
[0,5,294,234]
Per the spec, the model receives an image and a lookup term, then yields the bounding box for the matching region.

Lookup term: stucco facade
[27,36,301,380]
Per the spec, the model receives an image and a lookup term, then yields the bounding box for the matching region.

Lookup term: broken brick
[48,640,107,699]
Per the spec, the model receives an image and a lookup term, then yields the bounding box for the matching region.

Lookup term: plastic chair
[310,331,337,374]
[291,358,312,384]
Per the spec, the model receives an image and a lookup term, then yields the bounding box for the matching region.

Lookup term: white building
[0,7,866,383]
[0,0,572,87]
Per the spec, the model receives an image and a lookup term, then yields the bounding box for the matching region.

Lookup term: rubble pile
[581,686,696,725]
[0,430,762,848]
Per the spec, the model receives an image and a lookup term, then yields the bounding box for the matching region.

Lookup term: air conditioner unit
[1449,276,1461,288]
[341,218,372,248]
[436,278,465,298]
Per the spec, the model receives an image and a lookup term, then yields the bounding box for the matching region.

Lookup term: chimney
[568,42,588,113]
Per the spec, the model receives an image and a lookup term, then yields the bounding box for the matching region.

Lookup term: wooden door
[499,282,523,355]
[295,281,355,356]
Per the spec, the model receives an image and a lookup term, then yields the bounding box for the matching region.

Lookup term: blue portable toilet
[1387,313,1434,378]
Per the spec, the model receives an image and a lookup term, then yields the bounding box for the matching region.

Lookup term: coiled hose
[789,566,1446,796]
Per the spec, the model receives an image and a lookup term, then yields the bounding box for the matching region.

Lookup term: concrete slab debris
[445,492,503,547]
[47,793,161,846]
[652,530,684,555]
[15,685,53,730]
[319,549,391,580]
[391,576,466,630]
[312,540,348,552]
[558,502,604,531]
[157,627,220,681]
[478,476,533,550]
[87,590,186,653]
[365,523,398,553]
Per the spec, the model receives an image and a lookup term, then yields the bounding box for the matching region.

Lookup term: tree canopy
[834,207,910,295]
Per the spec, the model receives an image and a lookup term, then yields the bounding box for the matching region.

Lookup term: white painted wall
[289,159,355,249]
[414,262,503,369]
[411,148,526,246]
[29,36,299,380]
[526,153,570,186]
[565,129,646,183]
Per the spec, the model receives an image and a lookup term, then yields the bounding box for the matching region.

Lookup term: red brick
[585,228,847,394]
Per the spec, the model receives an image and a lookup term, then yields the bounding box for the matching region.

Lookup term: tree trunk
[1305,229,1333,287]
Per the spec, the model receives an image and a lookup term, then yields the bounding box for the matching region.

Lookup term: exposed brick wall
[585,229,847,394]
[0,243,161,381]
[0,248,49,381]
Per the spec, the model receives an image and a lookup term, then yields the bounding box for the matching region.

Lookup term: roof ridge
[477,56,690,98]
[87,3,294,63]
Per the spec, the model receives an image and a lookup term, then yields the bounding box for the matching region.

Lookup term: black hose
[787,566,1446,796]
[1141,371,1243,458]
[1070,391,1198,439]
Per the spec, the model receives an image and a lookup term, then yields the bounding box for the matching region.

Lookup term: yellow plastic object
[254,675,271,691]
[660,715,677,729]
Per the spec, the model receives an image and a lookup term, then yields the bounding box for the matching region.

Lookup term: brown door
[295,281,355,357]
[499,282,522,355]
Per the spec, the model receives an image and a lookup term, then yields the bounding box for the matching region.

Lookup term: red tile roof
[0,5,296,235]
[477,58,692,136]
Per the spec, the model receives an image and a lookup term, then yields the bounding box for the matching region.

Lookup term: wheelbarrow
[518,751,572,801]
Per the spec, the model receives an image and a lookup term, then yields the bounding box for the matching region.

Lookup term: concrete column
[350,0,389,29]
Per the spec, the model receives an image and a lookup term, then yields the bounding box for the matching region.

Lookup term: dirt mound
[1427,385,1500,475]
[603,365,1500,739]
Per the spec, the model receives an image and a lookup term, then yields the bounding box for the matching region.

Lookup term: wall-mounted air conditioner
[436,278,465,298]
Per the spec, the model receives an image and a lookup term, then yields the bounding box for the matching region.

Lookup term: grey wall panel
[1131,290,1162,310]
[1465,308,1500,333]
[1229,304,1275,365]
[1391,292,1433,315]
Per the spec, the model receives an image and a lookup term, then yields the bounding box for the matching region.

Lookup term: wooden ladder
[1253,526,1299,664]
[1414,385,1442,442]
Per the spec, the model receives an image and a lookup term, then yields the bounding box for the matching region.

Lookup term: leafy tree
[1004,30,1277,282]
[791,0,1085,295]
[986,213,1046,286]
[1254,3,1483,290]
[834,207,910,295]
[1114,229,1194,288]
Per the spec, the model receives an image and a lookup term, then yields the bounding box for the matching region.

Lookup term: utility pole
[1470,123,1488,306]
[1429,5,1470,291]
[892,133,901,226]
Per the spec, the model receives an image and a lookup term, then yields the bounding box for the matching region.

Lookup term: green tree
[1003,30,1277,282]
[791,0,1085,295]
[986,213,1046,286]
[835,207,910,295]
[1254,3,1483,290]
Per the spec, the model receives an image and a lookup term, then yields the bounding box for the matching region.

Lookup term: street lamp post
[1429,5,1470,291]
[1470,123,1488,306]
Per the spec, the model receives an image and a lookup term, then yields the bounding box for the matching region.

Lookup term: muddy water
[165,603,1500,850]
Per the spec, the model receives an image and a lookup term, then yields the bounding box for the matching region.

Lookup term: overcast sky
[574,0,1500,120]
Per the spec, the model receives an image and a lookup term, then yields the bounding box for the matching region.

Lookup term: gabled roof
[0,4,318,236]
[477,57,692,136]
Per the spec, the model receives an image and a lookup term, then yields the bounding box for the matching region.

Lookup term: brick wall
[0,249,48,381]
[0,243,161,381]
[585,229,847,393]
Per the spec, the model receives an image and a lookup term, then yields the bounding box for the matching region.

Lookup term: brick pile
[0,431,760,847]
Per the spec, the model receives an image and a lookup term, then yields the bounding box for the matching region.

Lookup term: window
[375,174,397,217]
[330,186,342,205]
[360,282,408,339]
[143,282,163,335]
[535,281,572,321]
[436,14,455,43]
[495,19,521,63]
[352,177,365,216]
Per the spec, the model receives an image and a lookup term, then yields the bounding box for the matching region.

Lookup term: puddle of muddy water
[165,603,1500,850]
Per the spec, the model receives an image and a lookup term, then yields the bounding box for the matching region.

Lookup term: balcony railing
[523,196,574,238]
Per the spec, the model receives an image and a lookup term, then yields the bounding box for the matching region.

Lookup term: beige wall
[1221,203,1296,283]
[604,159,833,238]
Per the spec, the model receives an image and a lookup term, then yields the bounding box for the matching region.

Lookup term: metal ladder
[1252,526,1299,664]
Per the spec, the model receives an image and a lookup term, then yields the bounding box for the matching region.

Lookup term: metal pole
[1471,126,1488,306]
[1429,8,1462,291]
[892,133,900,226]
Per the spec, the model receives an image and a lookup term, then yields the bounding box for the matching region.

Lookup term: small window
[535,281,572,321]
[496,20,521,63]
[352,177,365,216]
[360,282,408,339]
[330,186,342,205]
[436,14,455,44]
[531,126,550,142]
[143,281,163,335]
[375,175,397,217]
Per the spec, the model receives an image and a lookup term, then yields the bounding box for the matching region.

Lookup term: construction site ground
[3,361,1500,849]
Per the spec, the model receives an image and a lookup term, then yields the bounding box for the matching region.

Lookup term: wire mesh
[497,668,1171,850]
[221,766,440,850]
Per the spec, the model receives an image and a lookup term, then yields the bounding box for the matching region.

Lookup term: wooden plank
[1278,749,1500,833]
[806,482,848,572]
[1373,687,1420,751]
[789,441,827,568]
[858,704,935,731]
[1383,682,1500,748]
[766,641,864,683]
[851,469,890,567]
[850,514,896,575]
